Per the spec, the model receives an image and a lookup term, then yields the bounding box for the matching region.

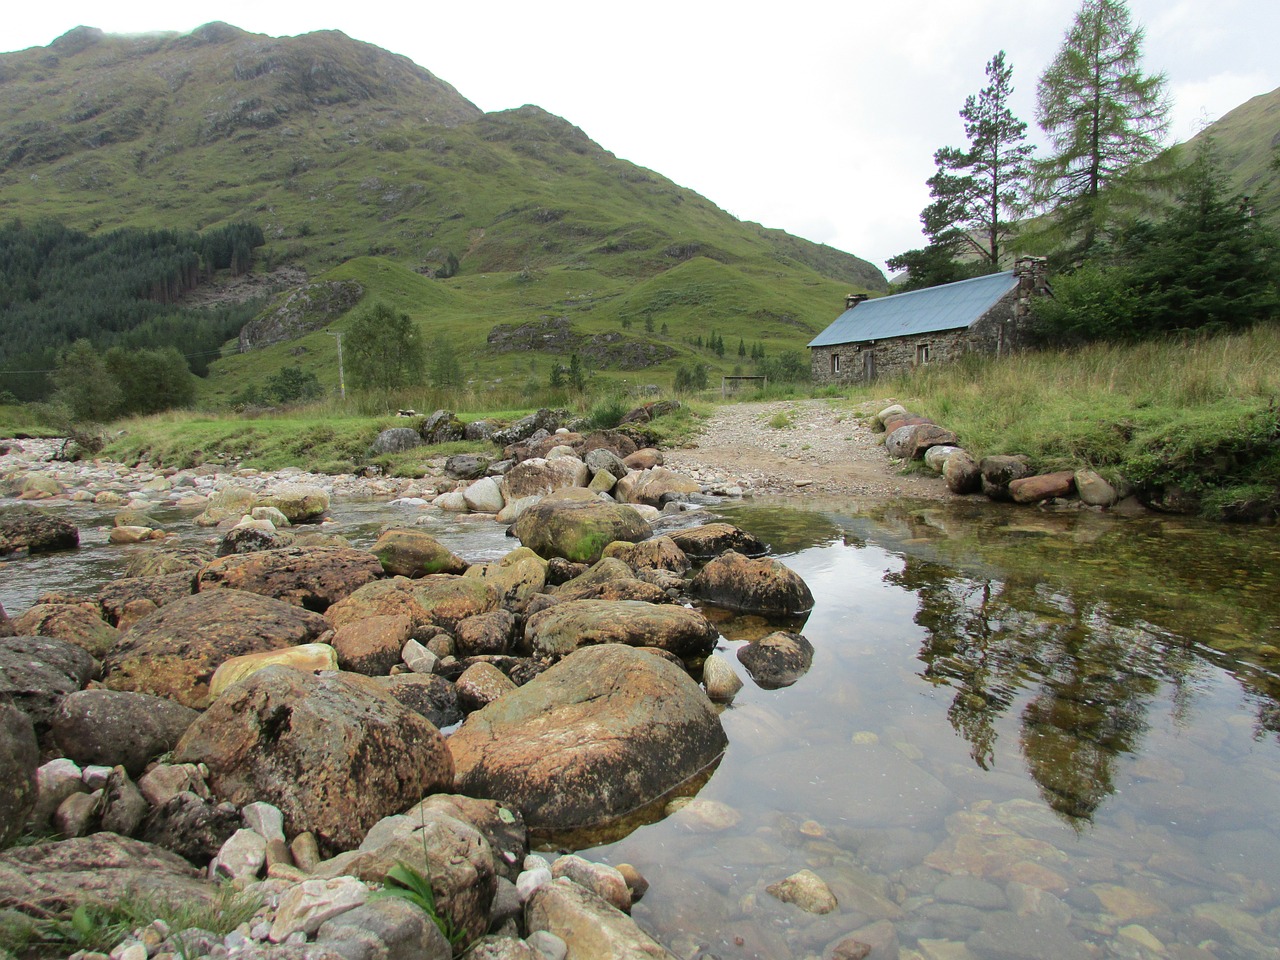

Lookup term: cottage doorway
[861,351,875,383]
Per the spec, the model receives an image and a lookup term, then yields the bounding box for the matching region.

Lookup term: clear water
[4,493,1279,958]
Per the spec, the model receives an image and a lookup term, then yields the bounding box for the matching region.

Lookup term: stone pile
[0,481,817,958]
[872,403,1123,510]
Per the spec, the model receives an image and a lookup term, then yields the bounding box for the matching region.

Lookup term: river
[2,490,1278,958]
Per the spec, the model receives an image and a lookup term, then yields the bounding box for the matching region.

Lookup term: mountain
[1181,85,1280,222]
[0,24,885,399]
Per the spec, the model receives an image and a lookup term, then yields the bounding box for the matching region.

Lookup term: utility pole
[327,331,346,400]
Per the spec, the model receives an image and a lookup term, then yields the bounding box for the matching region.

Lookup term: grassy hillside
[1180,85,1280,222]
[0,24,884,399]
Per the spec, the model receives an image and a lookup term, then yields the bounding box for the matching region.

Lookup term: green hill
[1181,85,1280,222]
[0,24,885,398]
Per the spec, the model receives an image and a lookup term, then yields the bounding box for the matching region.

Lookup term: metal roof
[808,270,1018,347]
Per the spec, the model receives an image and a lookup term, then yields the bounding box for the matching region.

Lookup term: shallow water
[589,500,1280,960]
[3,493,1279,958]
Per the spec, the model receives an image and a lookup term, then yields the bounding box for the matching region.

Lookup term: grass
[838,324,1280,519]
[0,884,260,960]
[767,410,795,429]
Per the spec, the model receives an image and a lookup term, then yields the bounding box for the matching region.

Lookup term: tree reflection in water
[889,556,1201,825]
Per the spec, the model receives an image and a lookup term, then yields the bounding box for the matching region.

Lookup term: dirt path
[664,398,951,501]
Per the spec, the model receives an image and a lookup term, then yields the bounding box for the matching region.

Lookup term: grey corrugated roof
[808,270,1018,347]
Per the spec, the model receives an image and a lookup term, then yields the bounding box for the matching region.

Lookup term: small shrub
[375,862,465,948]
[583,394,630,430]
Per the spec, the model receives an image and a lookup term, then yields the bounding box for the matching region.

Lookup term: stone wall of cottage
[811,290,1021,386]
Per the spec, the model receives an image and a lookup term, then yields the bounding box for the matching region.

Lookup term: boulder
[317,805,496,945]
[445,453,491,480]
[216,520,295,555]
[0,636,98,736]
[12,603,119,659]
[943,450,982,495]
[463,549,548,613]
[668,523,767,559]
[512,498,651,564]
[325,577,433,631]
[103,589,331,709]
[1075,469,1119,507]
[491,408,566,447]
[369,427,423,456]
[195,545,383,612]
[208,643,340,699]
[457,662,518,712]
[194,486,256,526]
[110,525,164,545]
[613,467,700,507]
[980,455,1033,501]
[622,448,663,470]
[374,674,463,731]
[124,546,214,578]
[766,869,838,915]
[175,666,454,854]
[0,505,80,554]
[689,551,815,616]
[454,610,518,657]
[1009,470,1077,504]
[583,448,630,480]
[904,424,960,459]
[502,457,589,501]
[737,631,815,689]
[370,529,469,578]
[556,577,671,605]
[315,897,451,960]
[464,421,495,442]
[0,834,214,919]
[96,573,195,627]
[923,444,964,473]
[875,403,908,428]
[601,536,691,575]
[413,575,501,631]
[0,703,38,847]
[525,878,679,959]
[257,485,330,523]
[463,476,506,514]
[333,614,412,675]
[525,599,718,661]
[451,645,727,835]
[139,791,240,864]
[0,600,12,638]
[420,410,466,445]
[51,690,198,776]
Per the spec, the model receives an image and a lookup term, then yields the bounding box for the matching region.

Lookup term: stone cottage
[808,258,1049,385]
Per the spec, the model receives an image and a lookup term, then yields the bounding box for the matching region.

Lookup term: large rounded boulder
[370,529,468,578]
[689,550,815,616]
[174,666,454,854]
[52,690,199,776]
[511,498,650,564]
[102,590,330,709]
[195,545,383,612]
[0,505,80,554]
[449,644,727,835]
[256,485,330,523]
[525,600,717,661]
[668,523,767,559]
[412,575,500,632]
[0,636,99,737]
[12,603,119,659]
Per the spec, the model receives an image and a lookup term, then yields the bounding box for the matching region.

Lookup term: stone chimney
[845,293,869,311]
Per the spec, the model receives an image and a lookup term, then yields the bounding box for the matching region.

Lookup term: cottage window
[916,343,931,365]
[831,354,841,374]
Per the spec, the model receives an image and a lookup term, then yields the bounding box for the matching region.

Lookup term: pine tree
[1034,0,1171,258]
[889,51,1033,288]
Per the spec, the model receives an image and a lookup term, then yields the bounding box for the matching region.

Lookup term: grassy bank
[851,324,1280,519]
[94,393,707,476]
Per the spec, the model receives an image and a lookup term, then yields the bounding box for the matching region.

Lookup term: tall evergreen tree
[889,51,1033,288]
[1034,0,1170,258]
[345,302,425,392]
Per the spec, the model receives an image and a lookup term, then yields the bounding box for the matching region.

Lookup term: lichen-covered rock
[525,878,679,959]
[420,410,466,445]
[980,455,1033,502]
[736,631,815,689]
[51,690,198,776]
[374,674,463,730]
[0,834,214,919]
[689,551,814,616]
[0,600,12,638]
[463,549,548,613]
[454,610,517,657]
[369,427,423,456]
[196,545,383,611]
[103,589,330,709]
[1074,469,1119,507]
[96,574,195,627]
[332,614,412,675]
[257,484,330,523]
[512,498,650,565]
[194,486,256,527]
[412,575,500,632]
[601,536,691,575]
[502,457,589,501]
[525,600,718,661]
[12,603,119,659]
[450,645,727,835]
[371,529,468,578]
[0,505,80,554]
[208,643,339,700]
[613,467,701,507]
[325,577,432,630]
[175,666,453,854]
[1009,470,1077,504]
[0,703,38,847]
[944,450,982,495]
[0,636,98,736]
[668,523,767,559]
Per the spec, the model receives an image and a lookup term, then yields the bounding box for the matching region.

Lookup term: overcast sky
[5,1,1279,276]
